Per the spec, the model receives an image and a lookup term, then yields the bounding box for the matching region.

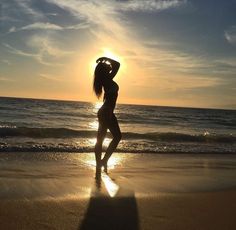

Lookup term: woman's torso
[101,80,119,112]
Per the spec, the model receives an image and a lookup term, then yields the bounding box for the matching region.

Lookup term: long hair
[93,62,111,98]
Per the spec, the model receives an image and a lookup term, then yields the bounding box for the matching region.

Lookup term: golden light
[101,48,121,62]
[79,152,124,171]
[88,120,98,130]
[93,101,103,112]
[102,172,119,197]
[89,47,126,78]
[105,156,121,169]
[87,138,111,148]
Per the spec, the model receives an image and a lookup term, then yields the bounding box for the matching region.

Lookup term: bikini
[98,81,119,123]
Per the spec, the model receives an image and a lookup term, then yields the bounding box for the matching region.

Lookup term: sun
[89,47,126,78]
[101,48,121,62]
[101,48,126,72]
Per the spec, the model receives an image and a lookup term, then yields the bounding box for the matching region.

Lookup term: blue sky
[0,0,236,108]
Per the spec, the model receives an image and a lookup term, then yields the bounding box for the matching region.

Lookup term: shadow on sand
[79,170,139,230]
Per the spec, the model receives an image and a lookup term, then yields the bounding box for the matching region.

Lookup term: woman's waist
[102,99,116,109]
[99,104,114,112]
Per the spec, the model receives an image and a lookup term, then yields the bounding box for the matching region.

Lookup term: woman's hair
[93,62,111,98]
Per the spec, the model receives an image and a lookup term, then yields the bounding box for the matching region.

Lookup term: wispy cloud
[1,59,11,65]
[3,43,40,59]
[20,22,63,31]
[119,0,187,12]
[0,15,20,22]
[44,0,186,38]
[225,26,236,45]
[39,73,62,81]
[8,22,89,33]
[3,38,72,66]
[16,0,44,19]
[140,39,236,78]
[4,0,188,70]
[0,76,14,82]
[156,75,223,91]
[28,34,74,58]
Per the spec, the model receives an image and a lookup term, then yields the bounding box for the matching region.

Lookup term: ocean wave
[0,143,235,154]
[0,127,235,143]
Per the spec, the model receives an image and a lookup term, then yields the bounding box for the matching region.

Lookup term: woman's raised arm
[96,57,120,78]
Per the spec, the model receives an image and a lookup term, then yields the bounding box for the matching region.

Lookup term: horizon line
[0,95,235,111]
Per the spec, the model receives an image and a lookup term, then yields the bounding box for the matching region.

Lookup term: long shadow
[79,170,139,230]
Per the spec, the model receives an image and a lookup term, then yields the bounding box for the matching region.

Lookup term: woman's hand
[96,56,120,78]
[96,57,107,63]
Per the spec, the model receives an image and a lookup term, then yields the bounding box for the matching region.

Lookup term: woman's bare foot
[101,159,108,173]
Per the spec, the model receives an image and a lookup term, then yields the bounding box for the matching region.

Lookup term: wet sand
[1,190,236,230]
[0,152,236,229]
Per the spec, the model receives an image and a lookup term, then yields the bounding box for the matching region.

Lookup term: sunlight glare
[89,48,120,76]
[102,48,120,62]
[89,47,126,83]
[81,152,124,171]
[88,120,98,130]
[106,156,120,169]
[102,173,119,197]
[88,138,111,148]
[93,101,103,111]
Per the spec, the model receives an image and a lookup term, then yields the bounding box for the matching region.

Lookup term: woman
[93,57,121,174]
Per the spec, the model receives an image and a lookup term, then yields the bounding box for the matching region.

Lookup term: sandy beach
[1,152,236,230]
[1,190,236,230]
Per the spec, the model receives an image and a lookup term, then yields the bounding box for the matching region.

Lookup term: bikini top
[103,81,119,110]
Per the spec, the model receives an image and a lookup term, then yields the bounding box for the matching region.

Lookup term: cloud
[44,0,233,86]
[3,39,72,66]
[21,22,63,31]
[1,59,11,65]
[118,0,187,12]
[139,39,236,78]
[44,0,186,36]
[8,22,89,33]
[3,43,40,59]
[16,0,44,19]
[39,73,62,81]
[157,75,223,91]
[66,22,89,30]
[0,16,20,22]
[0,76,13,82]
[28,35,74,58]
[8,27,17,33]
[225,26,236,45]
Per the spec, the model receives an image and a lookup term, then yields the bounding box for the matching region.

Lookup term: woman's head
[95,62,111,76]
[93,62,112,98]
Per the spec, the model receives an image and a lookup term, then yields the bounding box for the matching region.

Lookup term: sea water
[0,97,235,153]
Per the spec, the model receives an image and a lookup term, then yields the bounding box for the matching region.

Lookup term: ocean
[0,97,235,154]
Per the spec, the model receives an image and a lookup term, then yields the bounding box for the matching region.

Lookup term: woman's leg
[95,121,107,167]
[102,114,121,165]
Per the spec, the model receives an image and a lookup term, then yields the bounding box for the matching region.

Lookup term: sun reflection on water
[87,138,111,148]
[93,101,103,113]
[88,120,98,130]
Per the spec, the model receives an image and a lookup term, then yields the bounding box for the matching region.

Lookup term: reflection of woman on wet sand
[93,57,121,175]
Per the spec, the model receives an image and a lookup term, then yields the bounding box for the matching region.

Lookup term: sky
[0,0,236,109]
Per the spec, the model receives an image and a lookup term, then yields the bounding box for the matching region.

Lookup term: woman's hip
[97,107,115,123]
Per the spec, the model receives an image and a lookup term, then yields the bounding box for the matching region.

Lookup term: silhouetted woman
[93,57,121,174]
